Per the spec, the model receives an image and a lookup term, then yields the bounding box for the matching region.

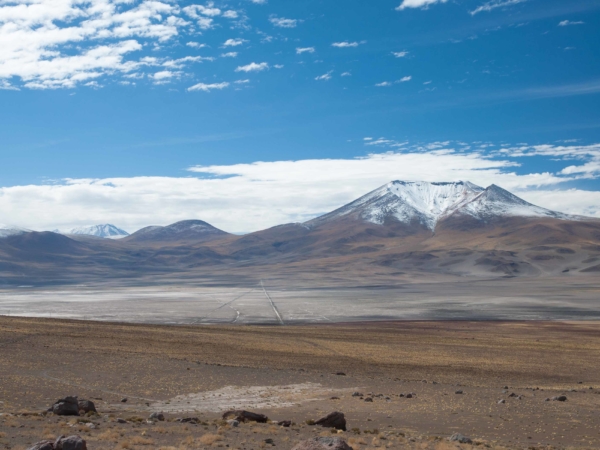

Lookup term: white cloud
[223,10,239,19]
[296,47,315,54]
[0,0,207,89]
[150,70,179,84]
[187,81,230,92]
[221,52,238,58]
[396,0,448,11]
[273,64,284,69]
[223,38,247,47]
[0,80,19,90]
[392,51,409,58]
[375,81,392,87]
[235,79,250,84]
[235,62,269,72]
[470,0,526,16]
[315,71,333,81]
[341,72,351,77]
[250,0,267,3]
[396,76,412,82]
[186,42,207,48]
[269,16,297,28]
[558,20,585,26]
[3,144,599,234]
[182,3,221,18]
[332,41,359,48]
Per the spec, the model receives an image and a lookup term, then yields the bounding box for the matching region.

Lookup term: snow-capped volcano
[309,181,570,231]
[65,224,129,239]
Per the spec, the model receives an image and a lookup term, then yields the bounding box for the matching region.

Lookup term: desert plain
[1,314,600,450]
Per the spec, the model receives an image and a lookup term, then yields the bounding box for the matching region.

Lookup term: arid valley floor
[1,317,600,450]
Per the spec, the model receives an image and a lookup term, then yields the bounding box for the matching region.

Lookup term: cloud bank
[1,143,599,234]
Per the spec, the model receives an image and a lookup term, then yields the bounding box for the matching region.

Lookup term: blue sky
[1,0,600,232]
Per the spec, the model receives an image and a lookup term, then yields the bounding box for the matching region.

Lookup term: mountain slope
[125,220,230,243]
[308,181,573,231]
[0,224,30,238]
[65,224,129,239]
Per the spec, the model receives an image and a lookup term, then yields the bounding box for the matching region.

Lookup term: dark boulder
[291,437,352,450]
[77,400,96,414]
[278,420,292,427]
[50,397,79,416]
[222,410,268,423]
[314,411,347,431]
[28,436,86,450]
[54,436,87,450]
[27,441,54,450]
[149,412,165,421]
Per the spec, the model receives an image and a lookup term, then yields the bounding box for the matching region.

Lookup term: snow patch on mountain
[0,224,30,238]
[65,224,129,239]
[309,180,573,231]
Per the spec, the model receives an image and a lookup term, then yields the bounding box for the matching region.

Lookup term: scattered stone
[49,397,79,416]
[545,398,551,402]
[314,411,347,431]
[27,436,87,450]
[84,423,96,430]
[330,396,340,400]
[553,395,568,402]
[497,399,506,404]
[120,398,127,403]
[449,433,472,444]
[364,397,373,402]
[291,437,352,450]
[55,435,87,450]
[27,441,54,450]
[222,410,268,423]
[177,417,199,424]
[227,419,240,427]
[335,372,346,376]
[116,418,127,424]
[76,400,96,414]
[351,392,362,397]
[503,386,509,389]
[455,390,463,395]
[148,412,165,422]
[508,393,518,398]
[399,393,405,398]
[278,420,292,427]
[264,438,275,445]
[406,393,413,399]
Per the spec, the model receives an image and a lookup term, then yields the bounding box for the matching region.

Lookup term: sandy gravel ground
[1,318,600,450]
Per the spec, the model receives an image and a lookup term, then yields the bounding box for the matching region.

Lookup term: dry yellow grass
[198,433,222,445]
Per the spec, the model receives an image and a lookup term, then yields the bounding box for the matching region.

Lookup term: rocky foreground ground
[1,318,599,450]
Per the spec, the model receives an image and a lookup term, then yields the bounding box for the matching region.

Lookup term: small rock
[405,393,413,399]
[399,393,405,398]
[335,372,346,376]
[264,438,275,445]
[351,392,362,397]
[85,423,96,430]
[449,433,472,444]
[503,386,509,389]
[508,393,518,398]
[116,418,127,424]
[364,397,373,402]
[278,420,291,427]
[227,419,239,427]
[497,399,506,404]
[222,410,268,423]
[455,390,463,395]
[330,396,340,400]
[77,400,96,414]
[314,411,347,431]
[553,395,567,402]
[120,398,127,403]
[55,435,87,450]
[291,437,352,450]
[149,412,165,422]
[26,440,54,450]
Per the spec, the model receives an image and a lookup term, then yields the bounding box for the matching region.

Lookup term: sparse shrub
[351,428,361,435]
[305,419,315,425]
[199,433,222,445]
